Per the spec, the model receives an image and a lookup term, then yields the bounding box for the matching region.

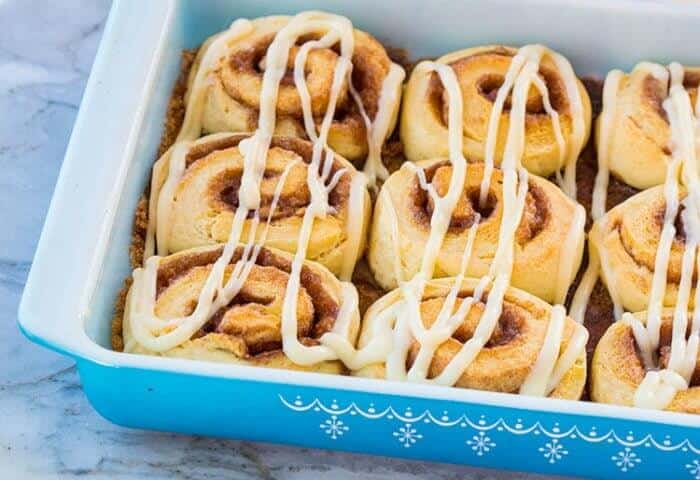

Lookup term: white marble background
[0,1,565,478]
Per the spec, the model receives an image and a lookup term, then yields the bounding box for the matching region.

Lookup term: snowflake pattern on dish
[280,395,698,478]
[611,447,641,472]
[467,431,496,456]
[539,438,568,464]
[320,415,348,440]
[393,423,423,448]
[686,459,700,480]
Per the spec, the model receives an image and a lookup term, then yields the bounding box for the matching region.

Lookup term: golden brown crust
[401,45,592,177]
[368,160,584,302]
[122,245,360,372]
[590,186,692,313]
[192,16,403,168]
[114,40,639,403]
[591,311,700,413]
[150,132,371,277]
[354,277,587,399]
[603,65,700,189]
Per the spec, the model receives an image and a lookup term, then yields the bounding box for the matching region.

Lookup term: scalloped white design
[279,395,700,456]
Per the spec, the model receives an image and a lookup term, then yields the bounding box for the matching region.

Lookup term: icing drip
[131,13,586,394]
[355,64,406,189]
[555,204,586,305]
[584,62,700,409]
[592,70,624,222]
[323,61,470,370]
[177,20,255,142]
[550,51,586,200]
[339,173,368,281]
[340,46,586,393]
[569,69,626,324]
[632,63,700,409]
[574,61,699,408]
[477,47,586,205]
[132,11,387,362]
[128,157,300,351]
[520,305,566,395]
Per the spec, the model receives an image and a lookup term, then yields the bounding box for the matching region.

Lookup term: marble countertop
[0,1,562,478]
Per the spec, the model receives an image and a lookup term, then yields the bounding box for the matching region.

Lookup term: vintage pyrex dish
[18,0,700,477]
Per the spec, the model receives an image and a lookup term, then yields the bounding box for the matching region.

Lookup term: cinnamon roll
[401,46,592,186]
[122,244,360,373]
[589,185,691,313]
[353,278,588,399]
[591,310,700,413]
[180,15,405,180]
[597,62,700,189]
[367,160,586,304]
[586,62,700,412]
[146,133,371,280]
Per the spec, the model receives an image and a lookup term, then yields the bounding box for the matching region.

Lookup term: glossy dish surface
[18,1,700,478]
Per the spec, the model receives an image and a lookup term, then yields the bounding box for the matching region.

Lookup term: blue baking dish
[18,0,700,477]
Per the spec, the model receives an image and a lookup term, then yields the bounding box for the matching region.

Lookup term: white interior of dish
[19,0,700,428]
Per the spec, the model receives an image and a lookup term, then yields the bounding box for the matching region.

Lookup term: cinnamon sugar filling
[154,246,340,356]
[182,134,352,219]
[409,162,549,240]
[624,326,700,387]
[425,48,570,130]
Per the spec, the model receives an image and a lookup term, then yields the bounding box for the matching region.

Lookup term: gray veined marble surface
[0,1,566,478]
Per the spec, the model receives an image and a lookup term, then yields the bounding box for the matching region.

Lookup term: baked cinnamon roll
[587,62,700,413]
[122,245,360,373]
[596,62,700,189]
[589,186,691,313]
[591,310,700,413]
[181,15,404,174]
[367,160,585,303]
[354,278,588,399]
[147,133,371,279]
[401,46,592,180]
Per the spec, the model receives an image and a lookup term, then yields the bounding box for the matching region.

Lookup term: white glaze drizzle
[632,63,700,409]
[359,46,585,393]
[568,69,626,324]
[328,46,586,392]
[130,12,385,362]
[132,15,586,392]
[339,173,368,281]
[520,305,566,395]
[477,47,585,205]
[354,64,406,189]
[554,203,586,305]
[550,51,586,200]
[323,61,470,370]
[143,19,255,260]
[573,61,700,409]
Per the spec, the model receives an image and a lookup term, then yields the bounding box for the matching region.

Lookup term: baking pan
[18,1,700,477]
